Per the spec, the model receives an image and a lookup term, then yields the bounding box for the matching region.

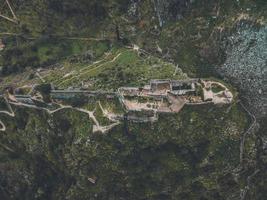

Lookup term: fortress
[1,79,234,125]
[118,79,233,114]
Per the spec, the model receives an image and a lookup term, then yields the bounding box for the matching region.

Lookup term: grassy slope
[54,48,188,89]
[0,0,264,199]
[1,46,187,90]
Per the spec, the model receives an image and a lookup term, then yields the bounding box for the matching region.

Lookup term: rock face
[151,0,191,27]
[218,25,267,118]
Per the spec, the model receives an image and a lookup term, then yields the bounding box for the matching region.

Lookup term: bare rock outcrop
[218,24,267,118]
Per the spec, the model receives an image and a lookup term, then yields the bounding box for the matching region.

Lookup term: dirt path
[55,52,111,84]
[0,97,15,117]
[76,107,121,134]
[233,99,259,200]
[49,36,106,41]
[240,169,260,200]
[0,32,19,36]
[98,101,123,122]
[57,51,123,87]
[0,0,18,24]
[35,72,45,83]
[93,121,120,133]
[79,52,123,77]
[0,95,120,133]
[0,120,6,131]
[239,101,257,165]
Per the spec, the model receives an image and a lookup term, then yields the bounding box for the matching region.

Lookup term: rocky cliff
[219,24,266,118]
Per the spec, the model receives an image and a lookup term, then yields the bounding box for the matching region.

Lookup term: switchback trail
[0,97,120,134]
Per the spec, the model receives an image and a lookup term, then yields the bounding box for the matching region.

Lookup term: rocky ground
[219,24,267,118]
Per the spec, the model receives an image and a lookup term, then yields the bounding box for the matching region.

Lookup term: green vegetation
[46,48,188,89]
[0,0,264,199]
[0,97,9,111]
[196,84,204,100]
[35,83,51,95]
[94,104,112,126]
[0,38,110,75]
[128,109,155,118]
[211,83,225,93]
[99,96,125,114]
[81,100,97,112]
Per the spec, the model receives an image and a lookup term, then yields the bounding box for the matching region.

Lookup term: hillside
[0,0,266,199]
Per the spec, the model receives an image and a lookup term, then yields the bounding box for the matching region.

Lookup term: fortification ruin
[118,79,233,114]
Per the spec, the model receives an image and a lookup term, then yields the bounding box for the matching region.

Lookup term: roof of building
[150,79,171,84]
[150,79,198,85]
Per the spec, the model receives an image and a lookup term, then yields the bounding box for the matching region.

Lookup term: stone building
[149,79,197,96]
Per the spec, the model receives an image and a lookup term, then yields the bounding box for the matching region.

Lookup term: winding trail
[240,169,260,200]
[0,95,120,134]
[238,100,259,200]
[57,51,123,87]
[78,52,123,77]
[49,35,106,41]
[98,101,122,122]
[239,101,257,165]
[0,32,19,36]
[77,103,121,134]
[0,120,6,131]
